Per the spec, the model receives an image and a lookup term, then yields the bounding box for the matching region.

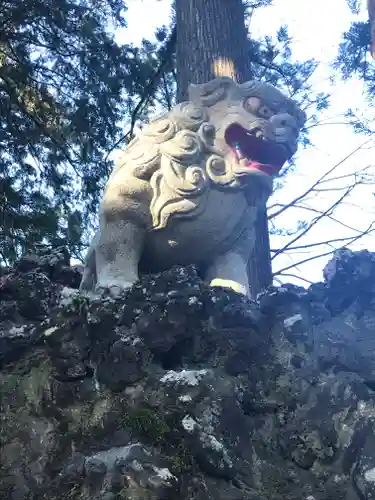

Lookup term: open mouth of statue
[224,123,289,176]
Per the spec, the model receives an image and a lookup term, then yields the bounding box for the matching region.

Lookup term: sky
[114,0,375,286]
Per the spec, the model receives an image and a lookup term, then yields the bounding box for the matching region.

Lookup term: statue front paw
[95,280,134,298]
[209,277,249,297]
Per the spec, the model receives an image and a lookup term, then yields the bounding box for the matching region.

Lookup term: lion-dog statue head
[81,77,306,297]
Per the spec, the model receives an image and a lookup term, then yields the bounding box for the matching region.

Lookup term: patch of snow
[333,474,344,483]
[365,468,375,482]
[90,444,141,468]
[182,415,198,432]
[43,326,59,337]
[201,432,223,452]
[120,336,142,347]
[130,459,144,471]
[357,401,368,415]
[179,395,193,403]
[152,466,177,482]
[200,407,218,434]
[283,313,302,328]
[200,432,233,468]
[8,325,27,337]
[60,287,80,307]
[160,369,209,386]
[188,296,199,305]
[87,311,100,324]
[92,367,101,393]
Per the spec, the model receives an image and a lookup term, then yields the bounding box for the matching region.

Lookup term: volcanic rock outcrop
[2,247,375,499]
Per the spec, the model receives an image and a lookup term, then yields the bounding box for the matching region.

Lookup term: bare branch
[269,137,375,221]
[271,185,356,260]
[291,203,371,234]
[273,223,375,277]
[275,273,314,284]
[312,185,360,192]
[317,165,374,185]
[270,232,371,252]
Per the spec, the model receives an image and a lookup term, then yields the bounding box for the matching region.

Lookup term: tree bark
[175,0,251,102]
[368,0,375,59]
[175,0,273,299]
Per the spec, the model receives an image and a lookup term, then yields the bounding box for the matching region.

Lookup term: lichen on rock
[3,246,375,499]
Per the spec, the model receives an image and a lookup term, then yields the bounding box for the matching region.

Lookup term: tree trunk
[175,0,273,299]
[175,0,251,102]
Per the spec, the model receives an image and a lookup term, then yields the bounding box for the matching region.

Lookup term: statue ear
[188,77,242,107]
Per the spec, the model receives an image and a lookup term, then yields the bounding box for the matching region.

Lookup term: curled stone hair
[111,77,306,230]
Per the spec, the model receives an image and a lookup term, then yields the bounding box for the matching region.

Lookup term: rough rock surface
[3,247,375,499]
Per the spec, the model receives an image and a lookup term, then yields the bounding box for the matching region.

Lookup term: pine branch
[104,24,177,163]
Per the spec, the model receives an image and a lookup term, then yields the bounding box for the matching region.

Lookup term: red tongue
[226,124,288,176]
[230,148,280,176]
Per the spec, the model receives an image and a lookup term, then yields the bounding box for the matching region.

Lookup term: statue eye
[258,105,273,119]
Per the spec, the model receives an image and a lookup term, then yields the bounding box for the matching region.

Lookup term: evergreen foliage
[0,0,155,264]
[334,1,375,106]
[0,0,370,268]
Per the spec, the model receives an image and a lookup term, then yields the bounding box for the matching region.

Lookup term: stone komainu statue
[80,77,306,297]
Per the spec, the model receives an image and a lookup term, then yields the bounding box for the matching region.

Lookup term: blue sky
[115,0,375,286]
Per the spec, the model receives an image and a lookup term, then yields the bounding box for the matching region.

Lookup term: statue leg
[204,251,250,297]
[80,264,97,291]
[79,234,98,291]
[95,219,144,294]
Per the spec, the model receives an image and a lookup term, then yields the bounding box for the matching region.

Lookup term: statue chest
[141,190,258,271]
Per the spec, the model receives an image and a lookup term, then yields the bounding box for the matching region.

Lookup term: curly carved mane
[111,77,306,230]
